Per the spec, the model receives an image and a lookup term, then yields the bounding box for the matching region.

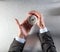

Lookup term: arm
[8,38,25,52]
[29,10,57,52]
[38,15,57,52]
[8,14,32,52]
[38,28,57,52]
[8,18,26,52]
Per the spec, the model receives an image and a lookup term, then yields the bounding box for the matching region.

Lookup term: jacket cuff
[40,27,48,33]
[15,37,26,43]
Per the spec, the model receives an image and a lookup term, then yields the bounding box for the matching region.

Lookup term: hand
[39,14,46,29]
[15,14,32,39]
[29,10,46,29]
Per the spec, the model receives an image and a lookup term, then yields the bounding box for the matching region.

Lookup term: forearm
[8,37,26,52]
[38,28,57,52]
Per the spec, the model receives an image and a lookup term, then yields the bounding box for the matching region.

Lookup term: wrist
[18,33,28,39]
[38,26,46,29]
[39,25,46,29]
[18,33,25,39]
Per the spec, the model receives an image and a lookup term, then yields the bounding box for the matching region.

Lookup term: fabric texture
[37,31,57,52]
[8,38,25,52]
[8,31,57,52]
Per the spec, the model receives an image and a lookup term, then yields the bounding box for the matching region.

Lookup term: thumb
[20,26,28,37]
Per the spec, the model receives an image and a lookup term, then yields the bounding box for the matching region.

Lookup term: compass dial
[28,15,37,25]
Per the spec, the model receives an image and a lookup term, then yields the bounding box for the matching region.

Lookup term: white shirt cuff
[15,37,26,43]
[40,27,48,33]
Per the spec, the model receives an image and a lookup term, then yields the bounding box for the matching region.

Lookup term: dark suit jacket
[8,31,57,52]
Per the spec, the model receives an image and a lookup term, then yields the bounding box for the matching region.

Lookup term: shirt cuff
[15,37,26,43]
[40,27,48,33]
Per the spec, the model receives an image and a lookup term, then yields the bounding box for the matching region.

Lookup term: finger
[40,14,45,27]
[15,18,28,37]
[28,10,37,14]
[15,18,20,25]
[41,14,45,24]
[20,26,28,36]
[15,18,22,29]
[20,14,32,25]
[29,10,41,18]
[29,10,38,17]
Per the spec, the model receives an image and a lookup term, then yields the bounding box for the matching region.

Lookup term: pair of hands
[15,10,46,39]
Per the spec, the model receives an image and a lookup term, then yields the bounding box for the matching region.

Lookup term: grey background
[0,0,60,52]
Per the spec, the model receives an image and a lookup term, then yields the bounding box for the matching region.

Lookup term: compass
[28,15,37,25]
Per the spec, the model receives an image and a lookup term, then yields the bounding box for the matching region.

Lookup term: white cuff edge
[15,37,26,43]
[40,27,48,33]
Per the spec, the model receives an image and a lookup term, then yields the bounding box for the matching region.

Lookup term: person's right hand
[15,14,32,39]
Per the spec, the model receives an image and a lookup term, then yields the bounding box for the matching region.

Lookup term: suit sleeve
[8,38,25,52]
[37,31,57,52]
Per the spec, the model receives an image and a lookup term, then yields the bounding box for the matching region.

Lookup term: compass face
[28,15,37,25]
